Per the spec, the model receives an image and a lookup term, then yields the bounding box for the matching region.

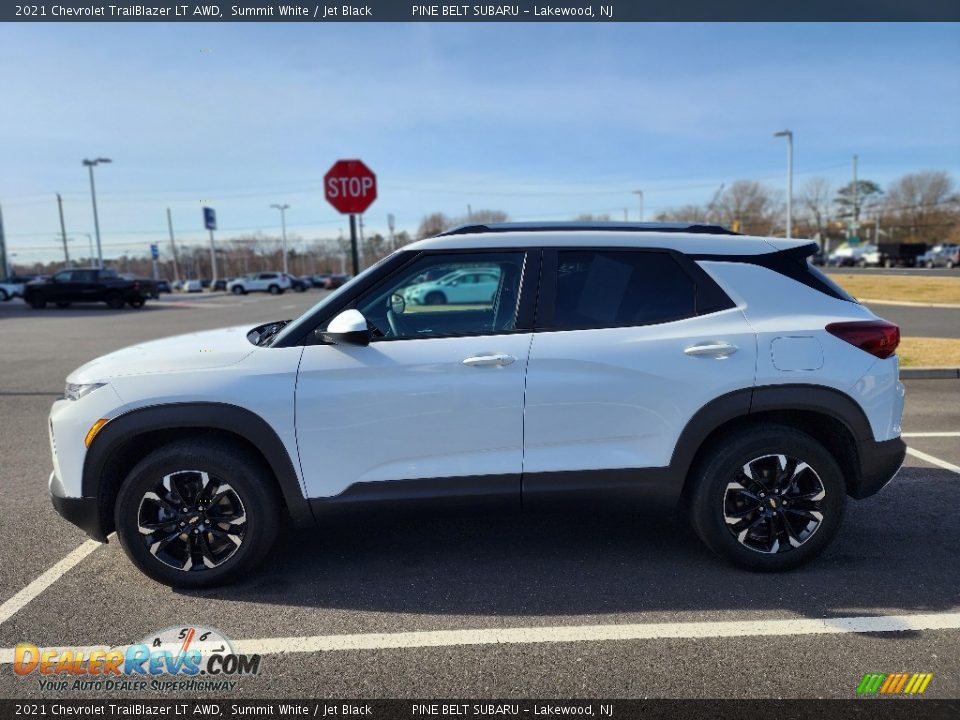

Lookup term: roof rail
[437,221,740,237]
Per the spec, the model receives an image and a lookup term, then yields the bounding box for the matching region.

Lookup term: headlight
[65,382,106,401]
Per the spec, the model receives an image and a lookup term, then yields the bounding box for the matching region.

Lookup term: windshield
[268,252,400,346]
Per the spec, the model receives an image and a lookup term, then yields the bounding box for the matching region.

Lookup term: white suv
[227,272,291,295]
[48,223,906,587]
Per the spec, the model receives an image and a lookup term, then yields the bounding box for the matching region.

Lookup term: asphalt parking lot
[0,291,958,699]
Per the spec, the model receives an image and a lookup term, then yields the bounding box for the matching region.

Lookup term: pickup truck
[861,242,928,268]
[22,268,161,309]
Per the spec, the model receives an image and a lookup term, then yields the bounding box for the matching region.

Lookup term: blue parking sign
[203,207,217,230]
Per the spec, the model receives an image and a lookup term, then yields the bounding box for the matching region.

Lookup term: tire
[688,425,846,572]
[114,439,281,588]
[232,285,245,295]
[56,302,71,308]
[424,291,446,306]
[268,285,280,295]
[926,261,934,269]
[27,293,46,310]
[295,285,306,293]
[948,260,956,269]
[128,298,145,309]
[884,259,893,268]
[0,289,7,302]
[105,292,124,310]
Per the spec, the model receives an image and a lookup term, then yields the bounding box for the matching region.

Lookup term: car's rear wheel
[232,285,244,295]
[0,289,8,302]
[268,285,280,295]
[105,292,124,310]
[688,425,845,571]
[424,291,446,305]
[115,440,281,588]
[27,293,46,309]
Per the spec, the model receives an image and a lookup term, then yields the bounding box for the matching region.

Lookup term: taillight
[825,320,900,359]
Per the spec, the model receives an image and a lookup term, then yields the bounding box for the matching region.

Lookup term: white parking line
[905,447,960,474]
[902,432,960,438]
[0,540,100,626]
[3,611,960,663]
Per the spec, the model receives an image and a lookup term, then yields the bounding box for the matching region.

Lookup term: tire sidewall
[114,443,279,588]
[690,427,846,572]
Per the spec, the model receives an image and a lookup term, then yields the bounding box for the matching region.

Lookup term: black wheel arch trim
[82,402,314,530]
[671,383,881,498]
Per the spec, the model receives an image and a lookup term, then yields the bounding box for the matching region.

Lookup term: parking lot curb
[900,367,960,379]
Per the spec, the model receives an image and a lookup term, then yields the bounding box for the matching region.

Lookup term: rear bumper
[851,437,906,500]
[50,471,107,542]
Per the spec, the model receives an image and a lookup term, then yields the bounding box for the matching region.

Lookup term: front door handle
[684,342,738,358]
[463,353,516,368]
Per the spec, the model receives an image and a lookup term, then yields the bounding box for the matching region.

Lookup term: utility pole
[387,213,396,250]
[270,203,290,274]
[853,154,860,225]
[773,130,793,239]
[57,193,71,268]
[166,208,180,284]
[467,204,473,222]
[632,190,644,222]
[84,234,94,268]
[0,202,8,279]
[82,157,111,268]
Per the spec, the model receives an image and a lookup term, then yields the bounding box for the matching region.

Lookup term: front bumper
[50,471,108,542]
[850,437,907,500]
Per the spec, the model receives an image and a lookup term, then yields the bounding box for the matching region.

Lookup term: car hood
[67,325,257,383]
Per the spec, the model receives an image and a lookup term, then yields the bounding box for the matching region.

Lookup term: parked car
[324,273,352,289]
[926,244,959,269]
[155,279,172,293]
[48,221,905,587]
[1,274,48,300]
[227,272,291,295]
[310,273,331,288]
[403,267,502,305]
[212,278,232,292]
[827,243,875,267]
[181,279,203,293]
[23,268,160,309]
[283,273,310,292]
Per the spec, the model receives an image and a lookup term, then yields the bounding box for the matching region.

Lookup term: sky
[1,22,958,264]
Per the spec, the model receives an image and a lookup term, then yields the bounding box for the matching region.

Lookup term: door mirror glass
[390,293,406,315]
[323,309,370,346]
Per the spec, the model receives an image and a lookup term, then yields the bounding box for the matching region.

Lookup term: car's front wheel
[232,285,244,295]
[114,440,281,588]
[688,426,845,571]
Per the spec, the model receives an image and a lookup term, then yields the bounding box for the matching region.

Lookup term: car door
[295,250,535,504]
[523,248,756,482]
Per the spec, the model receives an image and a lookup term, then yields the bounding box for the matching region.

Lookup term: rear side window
[548,250,696,330]
[805,262,858,303]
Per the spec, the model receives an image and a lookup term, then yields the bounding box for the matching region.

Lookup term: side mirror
[390,293,406,315]
[322,309,370,346]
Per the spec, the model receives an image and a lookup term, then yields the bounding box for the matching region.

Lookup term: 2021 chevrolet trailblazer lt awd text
[47,223,906,587]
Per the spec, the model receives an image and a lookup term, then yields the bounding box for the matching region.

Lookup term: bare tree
[715,181,779,235]
[654,205,710,224]
[884,170,958,242]
[417,213,452,239]
[800,177,833,247]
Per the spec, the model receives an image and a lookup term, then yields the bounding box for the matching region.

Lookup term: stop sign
[324,159,377,214]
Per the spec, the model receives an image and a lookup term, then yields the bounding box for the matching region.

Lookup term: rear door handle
[684,342,738,358]
[463,353,516,367]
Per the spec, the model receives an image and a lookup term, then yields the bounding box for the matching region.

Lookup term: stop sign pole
[324,160,377,276]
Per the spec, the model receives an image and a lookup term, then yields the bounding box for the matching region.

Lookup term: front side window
[53,271,73,283]
[354,252,525,340]
[547,250,695,330]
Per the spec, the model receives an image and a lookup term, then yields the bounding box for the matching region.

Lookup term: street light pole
[82,157,111,268]
[632,190,644,222]
[773,131,793,239]
[270,203,290,274]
